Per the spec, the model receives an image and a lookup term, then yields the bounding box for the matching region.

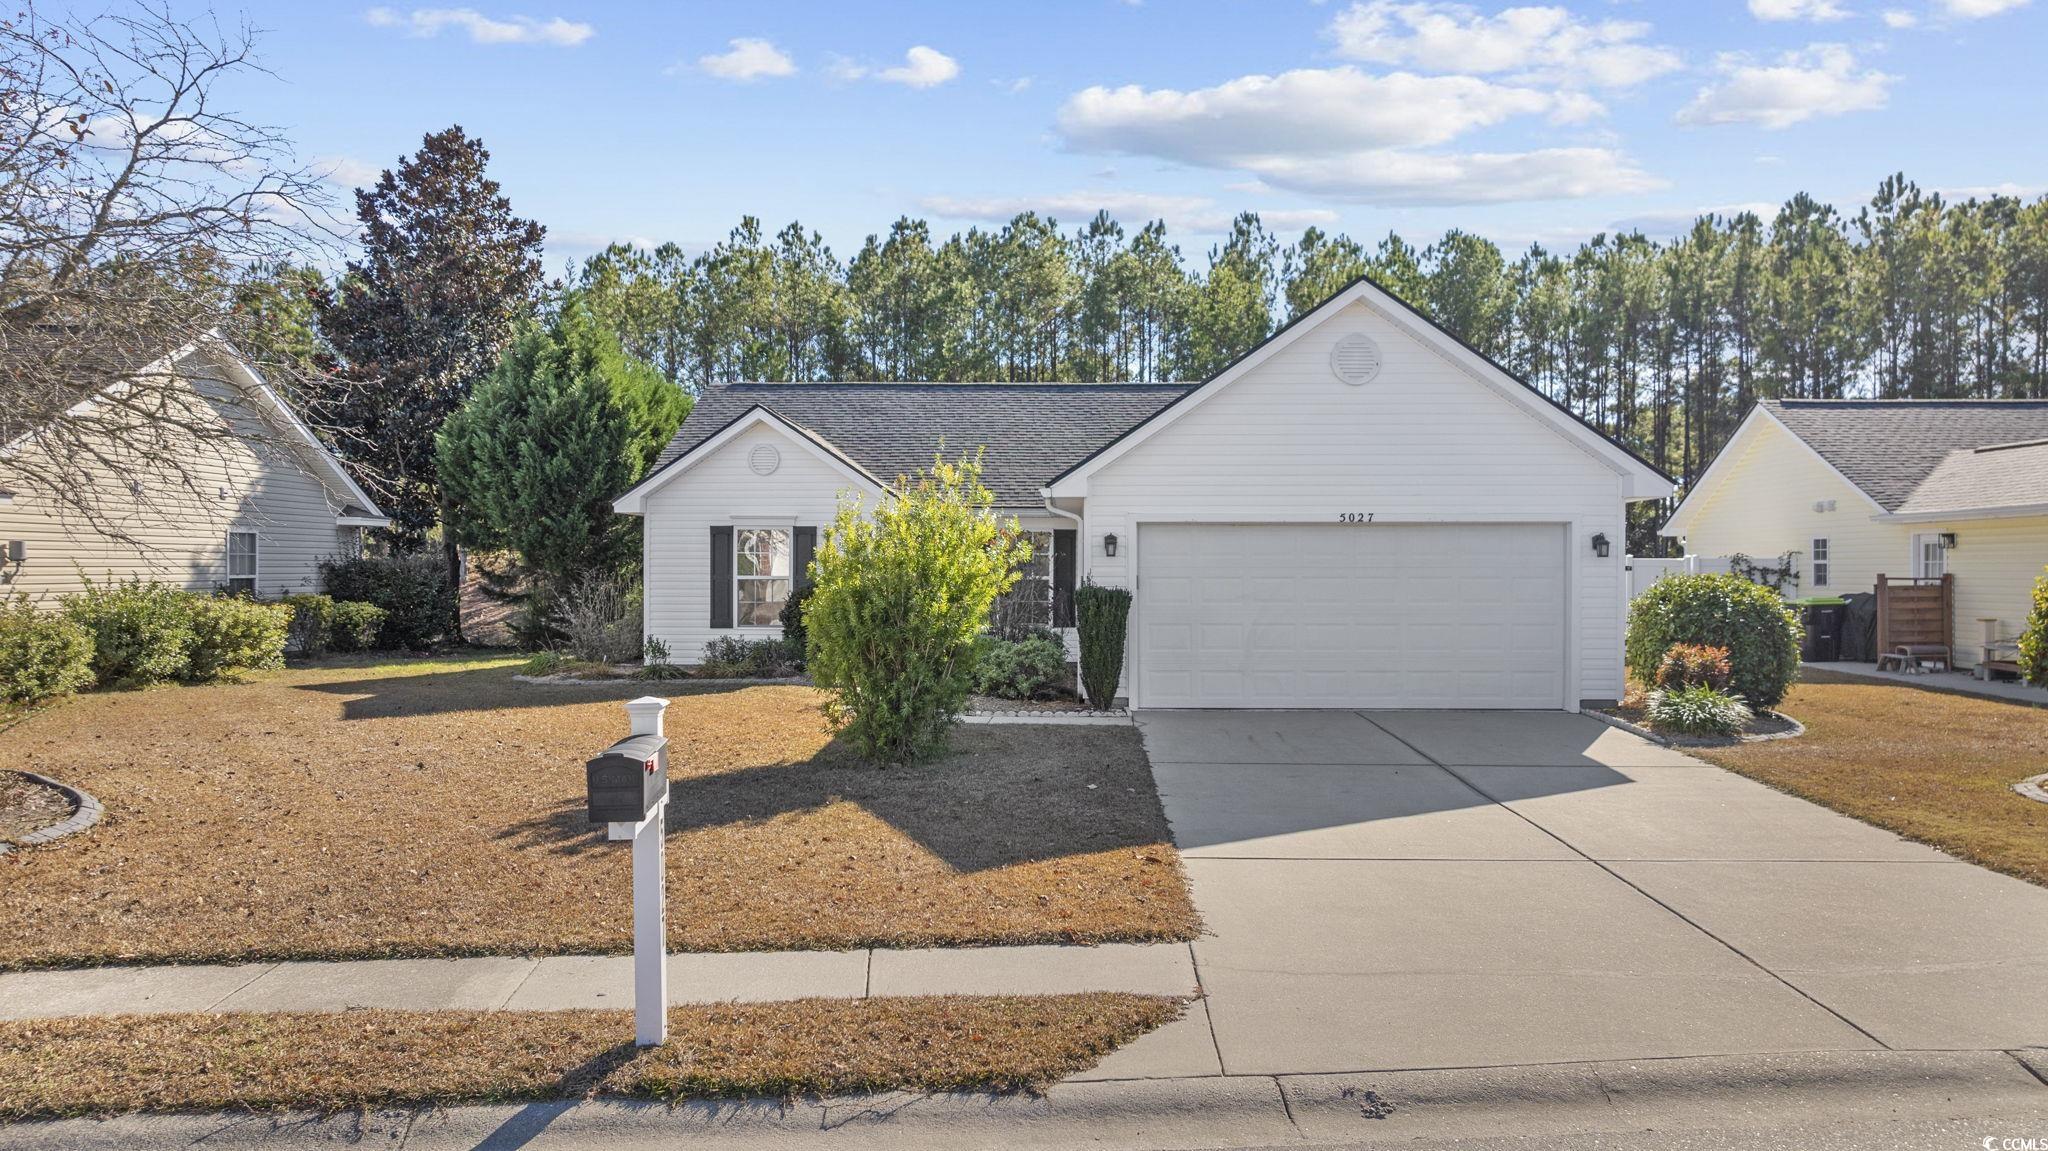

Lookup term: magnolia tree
[804,455,1028,763]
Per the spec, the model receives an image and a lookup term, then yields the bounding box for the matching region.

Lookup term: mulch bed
[0,993,1184,1118]
[0,654,1199,968]
[968,695,1099,714]
[0,773,72,846]
[1694,673,2048,887]
[1600,702,1800,743]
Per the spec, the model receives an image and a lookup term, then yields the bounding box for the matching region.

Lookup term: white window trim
[1910,532,1948,580]
[1810,537,1830,589]
[226,529,259,595]
[733,525,793,630]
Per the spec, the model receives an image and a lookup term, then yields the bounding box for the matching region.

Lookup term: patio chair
[1879,644,1952,674]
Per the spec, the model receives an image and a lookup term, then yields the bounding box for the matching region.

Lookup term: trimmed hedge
[62,577,196,688]
[973,630,1068,700]
[0,595,95,705]
[328,601,386,652]
[1073,582,1133,709]
[1626,573,1801,707]
[319,555,452,651]
[186,597,293,681]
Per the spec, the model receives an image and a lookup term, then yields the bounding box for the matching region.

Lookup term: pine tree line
[575,174,2048,516]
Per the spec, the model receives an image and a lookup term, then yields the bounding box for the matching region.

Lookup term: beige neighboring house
[0,332,388,605]
[1662,399,2048,668]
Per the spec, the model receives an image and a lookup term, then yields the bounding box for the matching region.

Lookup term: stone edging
[962,711,1133,726]
[0,770,104,856]
[1586,707,1806,748]
[2015,773,2048,805]
[512,673,808,688]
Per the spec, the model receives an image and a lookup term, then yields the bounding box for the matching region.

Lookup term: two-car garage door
[1135,523,1567,709]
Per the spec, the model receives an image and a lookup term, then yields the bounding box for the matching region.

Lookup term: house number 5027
[1338,512,1374,524]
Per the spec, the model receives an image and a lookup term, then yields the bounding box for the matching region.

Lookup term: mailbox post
[586,696,670,1047]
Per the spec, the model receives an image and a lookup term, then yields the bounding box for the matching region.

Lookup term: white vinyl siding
[639,424,878,663]
[1080,299,1627,704]
[0,354,360,604]
[1137,523,1567,709]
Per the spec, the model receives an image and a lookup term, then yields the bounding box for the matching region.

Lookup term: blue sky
[243,0,2047,266]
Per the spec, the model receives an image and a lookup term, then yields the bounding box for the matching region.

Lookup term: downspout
[1041,491,1086,673]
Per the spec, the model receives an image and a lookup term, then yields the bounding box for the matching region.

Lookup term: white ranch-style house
[615,278,1675,710]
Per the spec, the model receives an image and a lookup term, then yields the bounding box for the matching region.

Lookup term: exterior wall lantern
[1591,532,1610,558]
[1939,531,1959,549]
[1103,533,1118,557]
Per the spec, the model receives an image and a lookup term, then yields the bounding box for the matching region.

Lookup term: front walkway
[1807,659,2048,705]
[1108,708,2048,1079]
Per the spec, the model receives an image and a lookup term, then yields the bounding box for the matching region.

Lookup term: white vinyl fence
[1624,554,1734,602]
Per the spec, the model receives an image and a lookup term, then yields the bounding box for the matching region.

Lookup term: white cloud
[1748,0,1852,20]
[1059,67,1590,163]
[1055,64,1651,206]
[919,191,1338,234]
[1935,0,2029,16]
[829,45,960,88]
[1241,147,1662,205]
[1326,1,1680,88]
[876,45,960,88]
[697,38,796,81]
[364,7,592,46]
[1678,44,1891,130]
[1881,8,1920,24]
[313,156,382,188]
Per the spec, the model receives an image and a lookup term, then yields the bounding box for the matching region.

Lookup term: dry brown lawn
[0,655,1197,967]
[0,993,1183,1118]
[1694,671,2048,886]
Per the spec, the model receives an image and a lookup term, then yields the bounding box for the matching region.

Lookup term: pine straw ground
[0,994,1184,1118]
[1694,671,2048,886]
[0,655,1197,968]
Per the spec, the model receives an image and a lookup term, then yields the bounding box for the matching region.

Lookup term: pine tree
[312,125,545,635]
[437,299,690,588]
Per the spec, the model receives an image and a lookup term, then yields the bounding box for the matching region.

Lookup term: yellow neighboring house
[1662,399,2048,669]
[0,332,388,605]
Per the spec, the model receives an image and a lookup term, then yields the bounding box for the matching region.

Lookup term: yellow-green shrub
[805,455,1028,763]
[0,595,95,705]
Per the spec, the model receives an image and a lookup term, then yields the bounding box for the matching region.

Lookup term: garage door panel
[1137,523,1566,710]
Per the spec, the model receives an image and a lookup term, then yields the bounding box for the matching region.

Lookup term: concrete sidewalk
[0,941,1198,1020]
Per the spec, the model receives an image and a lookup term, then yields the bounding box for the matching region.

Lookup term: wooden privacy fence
[1875,574,1953,655]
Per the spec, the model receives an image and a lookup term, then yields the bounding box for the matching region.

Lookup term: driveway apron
[1132,708,2048,1077]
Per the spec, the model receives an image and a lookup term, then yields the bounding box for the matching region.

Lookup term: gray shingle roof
[651,382,1197,506]
[1763,399,2048,511]
[1892,438,2048,516]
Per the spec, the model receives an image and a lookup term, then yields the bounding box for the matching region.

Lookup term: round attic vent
[1318,331,1384,385]
[748,442,781,476]
[1330,333,1382,386]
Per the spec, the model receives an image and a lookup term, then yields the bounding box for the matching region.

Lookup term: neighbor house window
[1913,533,1948,580]
[226,530,257,596]
[735,527,791,626]
[991,530,1055,633]
[1810,538,1829,588]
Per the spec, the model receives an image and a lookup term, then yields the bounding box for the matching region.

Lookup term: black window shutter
[1052,528,1077,627]
[793,526,817,590]
[709,526,733,628]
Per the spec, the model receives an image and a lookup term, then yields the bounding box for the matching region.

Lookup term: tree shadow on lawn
[292,665,773,720]
[491,724,1175,875]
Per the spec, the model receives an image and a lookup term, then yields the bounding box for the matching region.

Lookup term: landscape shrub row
[1,580,296,705]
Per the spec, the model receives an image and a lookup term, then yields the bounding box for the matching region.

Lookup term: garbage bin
[1791,596,1849,663]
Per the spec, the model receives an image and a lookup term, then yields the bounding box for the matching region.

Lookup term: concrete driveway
[1091,709,2048,1079]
